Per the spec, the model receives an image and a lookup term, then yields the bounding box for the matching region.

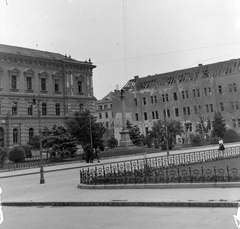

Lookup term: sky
[1,0,240,100]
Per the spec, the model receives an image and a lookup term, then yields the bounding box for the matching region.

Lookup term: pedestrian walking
[95,146,100,163]
[85,146,90,163]
[218,137,225,156]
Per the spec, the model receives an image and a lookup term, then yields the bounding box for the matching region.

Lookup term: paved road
[2,206,237,229]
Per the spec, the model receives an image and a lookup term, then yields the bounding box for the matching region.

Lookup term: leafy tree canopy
[212,111,227,139]
[149,119,183,150]
[67,110,106,150]
[126,120,144,146]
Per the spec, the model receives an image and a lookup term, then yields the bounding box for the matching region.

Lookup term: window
[135,113,139,121]
[167,109,170,118]
[29,128,34,140]
[105,112,108,118]
[204,88,207,96]
[145,127,149,135]
[55,103,60,116]
[41,78,46,91]
[98,105,103,110]
[162,94,165,102]
[231,101,235,110]
[236,101,239,110]
[165,94,169,102]
[229,83,237,93]
[183,107,186,116]
[185,123,192,132]
[187,107,190,115]
[181,91,185,99]
[185,90,189,99]
[218,86,222,94]
[192,89,196,98]
[27,77,32,90]
[11,75,17,90]
[220,102,224,111]
[154,95,157,103]
[175,108,179,117]
[42,103,47,116]
[28,102,33,116]
[79,103,84,112]
[208,87,212,95]
[99,113,102,119]
[54,79,59,92]
[198,105,201,112]
[152,111,155,119]
[13,128,18,144]
[196,89,200,97]
[163,109,166,119]
[210,104,213,112]
[173,92,177,100]
[233,83,237,92]
[238,119,240,127]
[151,96,154,104]
[143,97,146,105]
[134,99,138,106]
[144,112,148,120]
[206,104,209,113]
[77,81,83,93]
[155,111,159,119]
[104,105,108,109]
[110,104,112,109]
[106,121,109,128]
[12,102,17,115]
[194,106,198,114]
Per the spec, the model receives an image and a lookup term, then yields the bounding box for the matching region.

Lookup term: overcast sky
[1,0,240,100]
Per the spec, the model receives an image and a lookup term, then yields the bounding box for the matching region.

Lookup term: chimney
[134,75,139,80]
[116,84,119,90]
[198,64,203,67]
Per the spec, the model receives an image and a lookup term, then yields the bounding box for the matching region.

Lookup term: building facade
[112,59,240,143]
[94,92,115,145]
[0,44,96,147]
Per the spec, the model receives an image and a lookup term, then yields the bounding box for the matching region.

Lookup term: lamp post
[34,96,45,184]
[89,114,93,148]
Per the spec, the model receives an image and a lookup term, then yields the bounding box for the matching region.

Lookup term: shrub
[0,147,9,167]
[223,129,240,143]
[190,133,204,146]
[8,146,26,163]
[107,137,118,149]
[21,145,32,159]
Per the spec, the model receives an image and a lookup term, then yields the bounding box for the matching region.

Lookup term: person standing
[95,146,101,163]
[218,137,225,157]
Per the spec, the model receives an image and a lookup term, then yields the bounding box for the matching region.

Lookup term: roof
[0,44,66,60]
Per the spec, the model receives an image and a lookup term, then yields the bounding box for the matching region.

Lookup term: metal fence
[80,146,240,185]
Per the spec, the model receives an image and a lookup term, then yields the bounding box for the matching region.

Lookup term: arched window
[29,128,34,140]
[13,128,18,144]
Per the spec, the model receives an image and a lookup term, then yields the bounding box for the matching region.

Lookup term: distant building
[94,92,115,145]
[112,59,240,142]
[0,44,96,147]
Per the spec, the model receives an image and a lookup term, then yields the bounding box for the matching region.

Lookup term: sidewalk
[1,143,240,208]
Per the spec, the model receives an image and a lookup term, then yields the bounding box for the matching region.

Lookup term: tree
[126,120,143,146]
[223,129,240,143]
[67,110,106,150]
[107,137,118,149]
[8,146,26,163]
[42,125,78,159]
[27,135,40,150]
[0,147,9,168]
[149,119,183,150]
[212,111,227,139]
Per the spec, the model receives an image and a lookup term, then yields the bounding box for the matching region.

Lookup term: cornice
[0,52,96,72]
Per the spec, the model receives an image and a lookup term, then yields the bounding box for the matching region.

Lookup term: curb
[2,201,238,208]
[78,182,240,189]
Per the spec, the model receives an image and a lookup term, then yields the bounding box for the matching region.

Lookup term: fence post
[166,167,169,184]
[94,166,97,185]
[177,167,180,183]
[214,166,217,182]
[189,167,192,183]
[201,167,204,183]
[227,166,230,182]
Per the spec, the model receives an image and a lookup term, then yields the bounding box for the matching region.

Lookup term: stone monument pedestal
[118,129,135,148]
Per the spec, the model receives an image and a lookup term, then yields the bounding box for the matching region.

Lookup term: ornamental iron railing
[80,146,240,185]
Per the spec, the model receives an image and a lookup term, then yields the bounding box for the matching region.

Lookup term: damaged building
[112,58,240,143]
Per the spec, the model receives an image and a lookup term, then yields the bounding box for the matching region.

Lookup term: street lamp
[33,96,45,184]
[89,114,93,148]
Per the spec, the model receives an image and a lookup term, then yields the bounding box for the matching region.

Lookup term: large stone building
[0,44,96,147]
[94,92,115,145]
[112,58,240,143]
